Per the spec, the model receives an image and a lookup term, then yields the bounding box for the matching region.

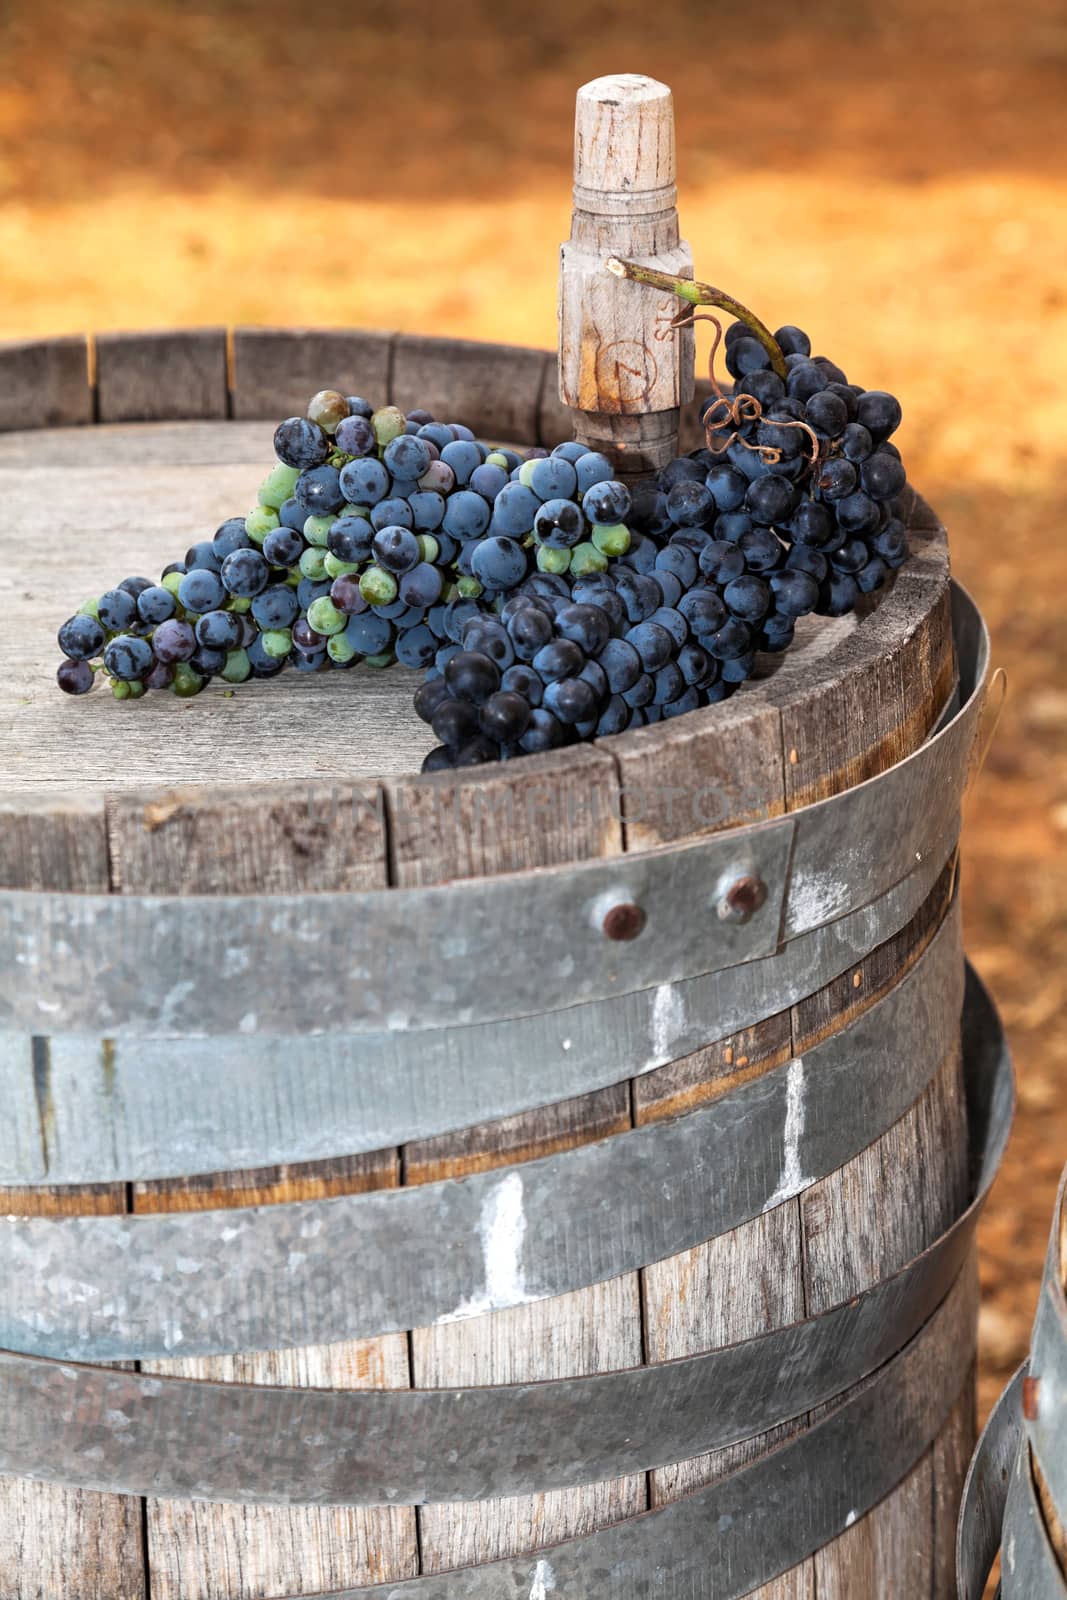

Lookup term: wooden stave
[0,330,967,1597]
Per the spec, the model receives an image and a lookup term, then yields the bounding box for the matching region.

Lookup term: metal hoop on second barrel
[0,584,989,1041]
[957,1166,1067,1599]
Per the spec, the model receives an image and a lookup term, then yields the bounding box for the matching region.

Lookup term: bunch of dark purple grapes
[54,321,913,772]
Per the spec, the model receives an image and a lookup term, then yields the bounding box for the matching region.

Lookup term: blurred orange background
[1,0,1065,1416]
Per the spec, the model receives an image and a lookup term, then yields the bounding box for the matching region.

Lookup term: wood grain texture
[95,329,229,424]
[126,786,418,1599]
[0,836,145,1600]
[398,726,647,1571]
[230,327,393,421]
[0,335,92,431]
[391,335,547,444]
[386,744,622,885]
[559,77,694,475]
[106,779,387,895]
[0,789,109,892]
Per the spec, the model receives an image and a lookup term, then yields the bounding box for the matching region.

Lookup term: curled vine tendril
[661,306,821,468]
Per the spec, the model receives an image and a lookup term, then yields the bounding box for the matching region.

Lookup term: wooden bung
[559,73,695,477]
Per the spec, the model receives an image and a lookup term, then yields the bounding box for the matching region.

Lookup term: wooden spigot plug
[559,74,695,479]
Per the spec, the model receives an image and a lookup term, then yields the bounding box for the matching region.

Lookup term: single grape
[724,574,772,622]
[706,463,748,512]
[372,525,421,574]
[479,690,532,741]
[195,610,242,651]
[220,547,270,598]
[262,526,305,567]
[104,634,154,681]
[212,517,252,560]
[855,390,902,442]
[58,613,106,659]
[339,457,390,505]
[359,566,399,606]
[678,587,728,635]
[726,335,773,378]
[699,541,746,585]
[384,433,433,481]
[394,623,438,669]
[471,535,527,591]
[460,617,513,668]
[860,452,907,500]
[334,413,376,457]
[57,658,94,694]
[667,479,715,527]
[774,325,811,358]
[250,584,300,630]
[177,569,226,614]
[97,588,138,632]
[274,417,330,470]
[501,663,544,706]
[816,458,859,501]
[835,492,880,535]
[769,569,820,617]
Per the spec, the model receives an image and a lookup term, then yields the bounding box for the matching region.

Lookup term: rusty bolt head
[1022,1375,1041,1422]
[718,874,768,925]
[601,901,646,941]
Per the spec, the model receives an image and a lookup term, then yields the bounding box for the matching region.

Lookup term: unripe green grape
[536,545,571,575]
[227,595,252,613]
[341,503,370,519]
[221,648,251,683]
[111,679,131,700]
[262,628,293,659]
[456,575,483,599]
[364,649,395,668]
[78,597,101,620]
[359,565,398,605]
[485,451,509,470]
[127,681,146,699]
[371,405,405,448]
[417,534,440,563]
[172,664,205,697]
[299,546,329,581]
[306,597,346,635]
[518,459,538,488]
[258,462,300,509]
[570,541,608,577]
[592,522,631,557]
[161,571,184,599]
[245,505,280,544]
[303,514,335,547]
[323,552,361,579]
[307,390,350,435]
[327,633,358,664]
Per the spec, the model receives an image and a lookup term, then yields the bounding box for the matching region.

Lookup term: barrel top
[1,417,948,798]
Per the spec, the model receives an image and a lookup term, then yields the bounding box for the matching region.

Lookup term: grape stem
[605,258,788,380]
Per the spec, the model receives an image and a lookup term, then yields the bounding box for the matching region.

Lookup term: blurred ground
[0,0,1065,1418]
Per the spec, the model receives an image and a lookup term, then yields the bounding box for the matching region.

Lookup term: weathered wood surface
[96,329,230,424]
[559,75,694,474]
[0,335,93,432]
[231,327,392,422]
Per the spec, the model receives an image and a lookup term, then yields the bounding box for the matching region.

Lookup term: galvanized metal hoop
[0,914,967,1361]
[0,963,1012,1508]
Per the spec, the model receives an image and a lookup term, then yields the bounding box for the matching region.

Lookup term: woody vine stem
[605,258,788,380]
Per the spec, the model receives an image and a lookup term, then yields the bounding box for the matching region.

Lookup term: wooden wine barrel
[957,1165,1067,1599]
[0,328,1011,1600]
